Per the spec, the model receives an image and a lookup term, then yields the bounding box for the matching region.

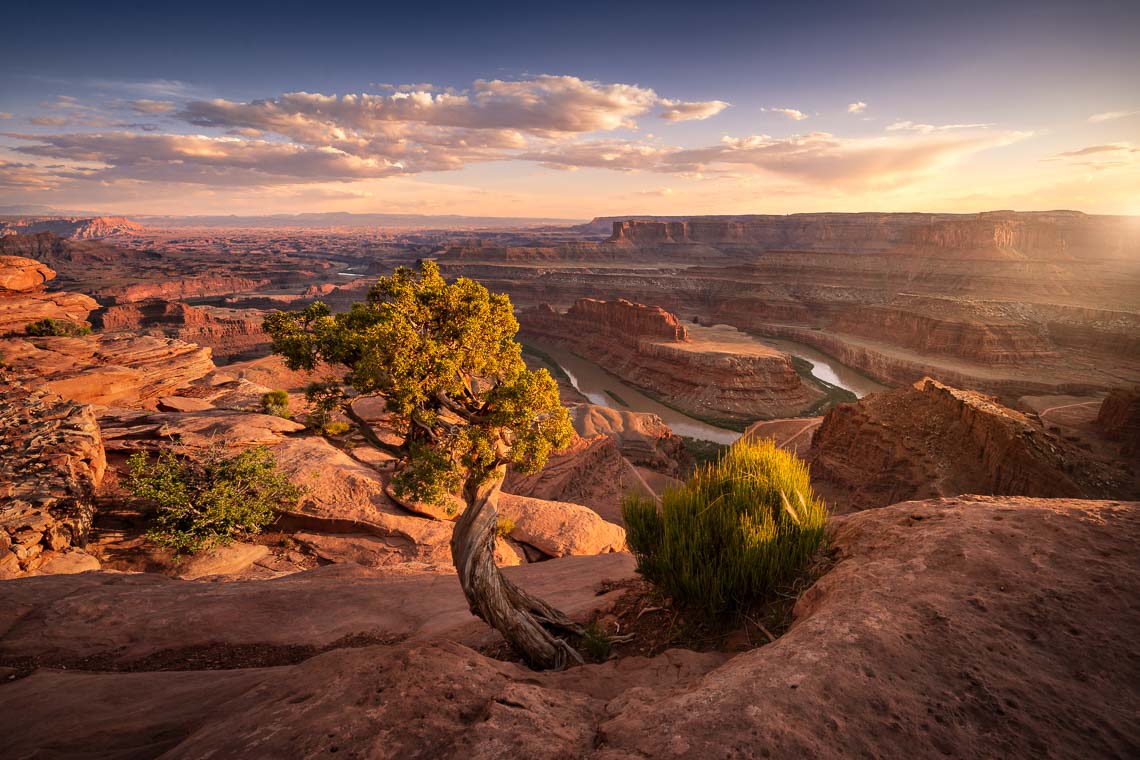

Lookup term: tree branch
[342,402,405,458]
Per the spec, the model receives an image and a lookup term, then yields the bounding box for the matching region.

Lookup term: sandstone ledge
[1,497,1136,758]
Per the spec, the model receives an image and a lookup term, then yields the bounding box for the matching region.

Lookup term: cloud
[129,99,177,114]
[88,78,200,99]
[7,131,407,185]
[1054,144,1137,158]
[29,117,70,126]
[0,113,11,120]
[0,160,65,190]
[658,99,730,122]
[886,120,993,134]
[522,128,1030,190]
[762,107,808,121]
[847,102,867,114]
[182,76,664,136]
[519,140,669,171]
[1,78,1025,195]
[1088,110,1138,123]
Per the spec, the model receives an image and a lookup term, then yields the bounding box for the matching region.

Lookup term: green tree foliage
[263,260,573,503]
[623,439,828,616]
[25,318,92,337]
[260,389,291,418]
[126,445,301,555]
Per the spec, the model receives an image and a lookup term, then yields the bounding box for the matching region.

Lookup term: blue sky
[2,0,1138,216]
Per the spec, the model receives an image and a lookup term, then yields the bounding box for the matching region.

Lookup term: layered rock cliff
[0,371,105,578]
[829,295,1058,364]
[0,334,215,407]
[0,216,146,240]
[521,299,822,421]
[0,255,98,335]
[807,378,1123,512]
[606,210,1139,260]
[95,301,268,358]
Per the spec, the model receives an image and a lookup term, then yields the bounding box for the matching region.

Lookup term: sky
[1,0,1138,219]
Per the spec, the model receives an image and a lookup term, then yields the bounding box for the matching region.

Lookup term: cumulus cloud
[129,99,177,114]
[658,99,730,121]
[182,76,663,135]
[1,77,1023,194]
[847,102,867,114]
[762,107,809,121]
[0,113,13,120]
[1088,110,1138,123]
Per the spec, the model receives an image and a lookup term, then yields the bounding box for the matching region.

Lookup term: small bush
[127,444,301,555]
[495,515,516,538]
[581,621,613,662]
[322,421,351,437]
[623,439,828,616]
[261,389,291,418]
[25,318,91,337]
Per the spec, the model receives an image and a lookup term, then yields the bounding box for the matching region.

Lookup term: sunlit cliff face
[1,3,1137,217]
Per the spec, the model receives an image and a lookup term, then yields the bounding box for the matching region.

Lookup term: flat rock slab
[0,552,637,667]
[2,497,1138,759]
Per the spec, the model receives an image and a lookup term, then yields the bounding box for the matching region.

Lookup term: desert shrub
[495,515,516,537]
[623,439,828,616]
[581,621,613,662]
[127,444,301,555]
[302,380,342,431]
[322,421,351,437]
[25,318,91,337]
[260,389,291,418]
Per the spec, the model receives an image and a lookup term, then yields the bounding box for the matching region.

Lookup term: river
[749,335,886,398]
[531,336,884,445]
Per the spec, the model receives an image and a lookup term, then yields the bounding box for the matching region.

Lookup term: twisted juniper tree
[263,261,580,668]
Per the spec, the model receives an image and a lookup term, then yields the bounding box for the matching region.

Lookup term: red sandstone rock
[521,299,821,420]
[808,378,1126,511]
[2,497,1137,758]
[0,333,215,407]
[1097,386,1140,457]
[497,492,626,558]
[0,370,106,578]
[0,255,56,291]
[504,434,650,524]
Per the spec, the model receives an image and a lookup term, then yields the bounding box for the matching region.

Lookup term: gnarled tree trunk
[450,468,583,670]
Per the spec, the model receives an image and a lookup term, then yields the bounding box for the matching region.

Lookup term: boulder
[176,542,271,580]
[0,255,55,292]
[498,493,626,558]
[272,437,455,566]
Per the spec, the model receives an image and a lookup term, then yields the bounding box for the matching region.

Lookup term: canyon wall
[520,298,822,421]
[96,301,268,358]
[607,211,1140,260]
[807,378,1120,512]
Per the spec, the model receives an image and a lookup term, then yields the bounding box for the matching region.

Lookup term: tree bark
[450,468,584,670]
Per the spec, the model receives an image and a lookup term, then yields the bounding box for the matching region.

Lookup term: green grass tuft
[623,439,828,616]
